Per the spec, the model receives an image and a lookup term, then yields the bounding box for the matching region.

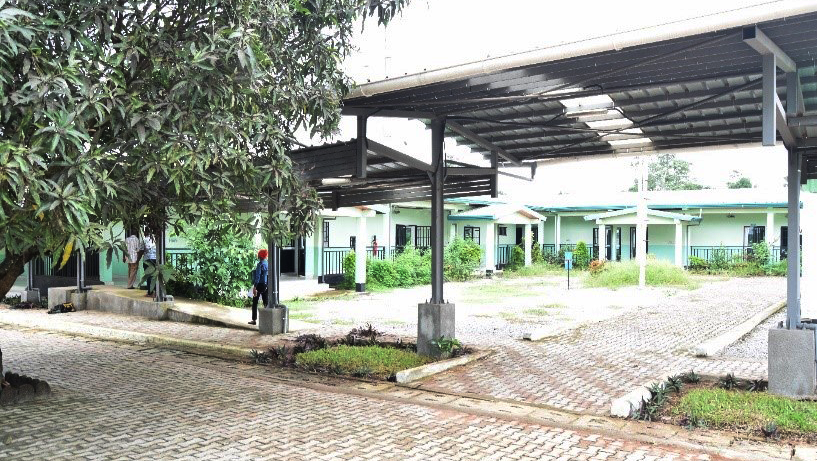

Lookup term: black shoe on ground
[248,320,256,325]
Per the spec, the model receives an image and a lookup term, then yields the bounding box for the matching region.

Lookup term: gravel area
[720,309,785,361]
[291,274,668,347]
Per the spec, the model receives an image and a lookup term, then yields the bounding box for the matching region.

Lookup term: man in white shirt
[123,229,141,289]
[139,234,158,296]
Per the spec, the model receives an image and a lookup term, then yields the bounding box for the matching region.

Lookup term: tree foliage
[0,0,407,298]
[628,154,706,192]
[727,171,753,189]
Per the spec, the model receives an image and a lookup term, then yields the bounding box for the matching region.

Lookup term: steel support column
[430,118,446,303]
[762,53,777,146]
[787,148,802,328]
[155,224,166,302]
[76,250,84,293]
[266,240,281,307]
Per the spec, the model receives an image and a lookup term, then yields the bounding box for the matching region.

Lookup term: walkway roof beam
[742,26,796,73]
[366,139,433,172]
[446,120,522,167]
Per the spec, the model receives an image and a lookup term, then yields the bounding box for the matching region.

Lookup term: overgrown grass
[672,388,817,434]
[295,345,433,379]
[584,260,698,289]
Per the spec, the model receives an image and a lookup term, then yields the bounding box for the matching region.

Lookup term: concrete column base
[417,303,455,357]
[259,306,289,335]
[21,289,40,303]
[355,283,365,292]
[768,327,817,398]
[70,291,88,310]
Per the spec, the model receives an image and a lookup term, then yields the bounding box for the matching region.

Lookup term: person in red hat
[249,249,269,325]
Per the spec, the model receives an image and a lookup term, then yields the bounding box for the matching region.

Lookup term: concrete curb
[693,298,785,357]
[0,317,251,361]
[609,383,652,418]
[395,350,491,383]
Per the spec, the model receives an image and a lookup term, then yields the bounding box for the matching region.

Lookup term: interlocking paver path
[417,277,784,414]
[0,328,733,460]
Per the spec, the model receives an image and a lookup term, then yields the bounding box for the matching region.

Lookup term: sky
[317,0,797,196]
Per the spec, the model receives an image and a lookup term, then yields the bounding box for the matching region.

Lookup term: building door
[395,224,412,250]
[743,225,765,247]
[592,227,613,260]
[615,227,622,261]
[515,226,524,245]
[532,226,539,243]
[629,226,649,258]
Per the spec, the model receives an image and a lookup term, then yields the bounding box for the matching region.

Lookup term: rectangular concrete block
[259,307,288,335]
[417,303,455,357]
[21,289,40,303]
[769,327,817,398]
[47,287,74,307]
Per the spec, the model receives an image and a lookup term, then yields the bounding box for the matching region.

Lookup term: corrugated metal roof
[344,10,817,164]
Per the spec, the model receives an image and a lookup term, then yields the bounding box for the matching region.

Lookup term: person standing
[249,249,269,325]
[139,233,157,297]
[124,229,142,289]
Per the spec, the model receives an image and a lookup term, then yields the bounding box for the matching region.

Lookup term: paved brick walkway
[417,277,784,414]
[0,329,734,460]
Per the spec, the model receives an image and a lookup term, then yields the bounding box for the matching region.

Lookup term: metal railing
[166,249,196,272]
[541,244,556,255]
[689,245,784,262]
[33,250,100,279]
[321,246,417,275]
[496,244,514,267]
[558,243,594,259]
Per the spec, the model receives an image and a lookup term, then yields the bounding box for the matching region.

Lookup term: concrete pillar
[555,214,561,253]
[450,223,457,242]
[313,217,323,281]
[766,211,776,245]
[674,220,683,267]
[786,148,801,328]
[598,224,607,262]
[537,219,544,247]
[292,236,300,276]
[637,157,648,287]
[355,216,366,292]
[383,208,391,259]
[485,222,496,272]
[524,223,532,266]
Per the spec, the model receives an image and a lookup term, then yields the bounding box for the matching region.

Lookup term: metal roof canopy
[288,132,498,209]
[342,10,817,174]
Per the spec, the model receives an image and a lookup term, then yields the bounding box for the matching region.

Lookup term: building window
[464,226,481,244]
[322,221,330,247]
[743,225,765,247]
[498,226,507,236]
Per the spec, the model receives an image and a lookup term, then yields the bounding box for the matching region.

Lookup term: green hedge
[342,238,482,289]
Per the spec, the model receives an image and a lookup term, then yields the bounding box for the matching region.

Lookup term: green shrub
[710,246,729,271]
[585,260,696,289]
[573,241,590,268]
[295,345,433,379]
[166,219,255,307]
[531,242,543,265]
[367,258,399,288]
[444,238,482,281]
[750,242,771,266]
[687,256,709,271]
[766,258,787,276]
[544,247,564,266]
[394,246,431,286]
[340,251,357,289]
[506,245,525,271]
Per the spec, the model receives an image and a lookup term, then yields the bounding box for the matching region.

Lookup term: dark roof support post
[430,117,446,304]
[490,151,498,198]
[786,147,801,329]
[356,116,368,178]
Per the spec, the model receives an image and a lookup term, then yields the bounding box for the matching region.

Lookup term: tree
[727,170,753,189]
[0,0,407,299]
[628,153,706,191]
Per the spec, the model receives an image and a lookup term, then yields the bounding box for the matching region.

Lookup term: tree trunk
[0,249,37,301]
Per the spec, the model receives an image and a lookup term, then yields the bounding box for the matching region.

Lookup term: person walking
[124,229,141,289]
[139,233,158,297]
[249,249,269,325]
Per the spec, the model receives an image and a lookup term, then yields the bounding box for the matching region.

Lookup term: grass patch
[522,308,551,316]
[584,260,698,289]
[382,320,407,326]
[289,311,317,320]
[502,263,564,278]
[671,388,817,435]
[330,319,354,326]
[463,282,539,304]
[295,345,433,379]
